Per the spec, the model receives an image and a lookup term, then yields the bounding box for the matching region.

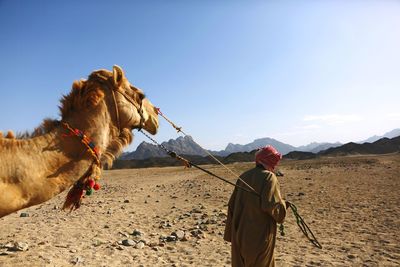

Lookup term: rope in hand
[147,108,322,249]
[279,203,322,249]
[155,108,259,196]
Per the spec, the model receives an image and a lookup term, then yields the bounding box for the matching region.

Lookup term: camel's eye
[130,85,145,100]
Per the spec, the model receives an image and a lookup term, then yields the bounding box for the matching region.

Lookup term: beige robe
[224,167,286,267]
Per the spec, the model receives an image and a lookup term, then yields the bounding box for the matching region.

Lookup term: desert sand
[1,154,399,266]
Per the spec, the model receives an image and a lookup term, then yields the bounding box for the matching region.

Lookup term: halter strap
[111,89,121,131]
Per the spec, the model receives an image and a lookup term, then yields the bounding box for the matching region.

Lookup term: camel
[0,66,159,218]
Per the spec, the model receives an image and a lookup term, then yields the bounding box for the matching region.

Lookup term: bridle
[110,87,145,132]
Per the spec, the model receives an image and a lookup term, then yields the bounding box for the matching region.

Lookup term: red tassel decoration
[87,179,95,189]
[61,123,103,211]
[63,183,84,211]
[93,183,101,191]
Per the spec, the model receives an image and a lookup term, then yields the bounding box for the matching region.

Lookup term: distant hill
[283,151,317,160]
[121,136,207,160]
[360,128,400,143]
[296,142,342,153]
[320,136,400,156]
[223,137,296,155]
[223,150,256,164]
[286,136,400,160]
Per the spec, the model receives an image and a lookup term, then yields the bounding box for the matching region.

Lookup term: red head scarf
[255,145,282,171]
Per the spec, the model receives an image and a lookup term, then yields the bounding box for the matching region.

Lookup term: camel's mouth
[138,99,159,135]
[143,111,159,135]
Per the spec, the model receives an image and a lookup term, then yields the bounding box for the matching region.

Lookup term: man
[224,145,288,267]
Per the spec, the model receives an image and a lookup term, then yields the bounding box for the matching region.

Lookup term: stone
[191,208,202,214]
[122,239,136,247]
[20,213,29,218]
[93,239,105,247]
[166,235,177,242]
[148,242,158,247]
[172,230,185,240]
[136,241,145,249]
[124,200,130,203]
[8,242,29,252]
[159,234,168,241]
[70,256,84,265]
[3,242,14,249]
[132,229,142,237]
[209,217,218,224]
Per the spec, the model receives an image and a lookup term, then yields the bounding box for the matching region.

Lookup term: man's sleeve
[260,172,287,223]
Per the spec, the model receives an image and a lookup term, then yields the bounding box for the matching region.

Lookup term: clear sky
[0,0,399,151]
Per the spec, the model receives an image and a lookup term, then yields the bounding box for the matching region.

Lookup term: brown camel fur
[0,66,159,218]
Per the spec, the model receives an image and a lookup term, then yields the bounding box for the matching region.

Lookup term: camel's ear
[72,80,88,98]
[72,80,85,90]
[85,88,105,108]
[113,65,125,87]
[6,131,15,139]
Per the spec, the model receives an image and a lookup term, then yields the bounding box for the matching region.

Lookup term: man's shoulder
[246,167,275,178]
[260,170,278,181]
[241,167,277,180]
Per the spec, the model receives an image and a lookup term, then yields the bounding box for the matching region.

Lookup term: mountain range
[114,135,400,169]
[359,128,400,143]
[120,136,208,160]
[120,128,400,160]
[285,135,400,159]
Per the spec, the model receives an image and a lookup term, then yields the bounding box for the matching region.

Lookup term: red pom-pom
[87,179,95,188]
[93,183,101,191]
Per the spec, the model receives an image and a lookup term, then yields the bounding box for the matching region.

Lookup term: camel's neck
[62,104,113,155]
[0,104,116,217]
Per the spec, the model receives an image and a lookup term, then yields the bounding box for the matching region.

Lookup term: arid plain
[1,154,399,266]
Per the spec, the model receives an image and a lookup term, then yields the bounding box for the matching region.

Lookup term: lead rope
[280,203,322,249]
[155,108,259,196]
[289,203,322,249]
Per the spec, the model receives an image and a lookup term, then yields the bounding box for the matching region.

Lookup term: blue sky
[0,0,399,151]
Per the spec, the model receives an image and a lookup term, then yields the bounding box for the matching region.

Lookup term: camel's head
[102,65,159,135]
[61,65,159,135]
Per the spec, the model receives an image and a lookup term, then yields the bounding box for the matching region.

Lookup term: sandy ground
[1,154,399,266]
